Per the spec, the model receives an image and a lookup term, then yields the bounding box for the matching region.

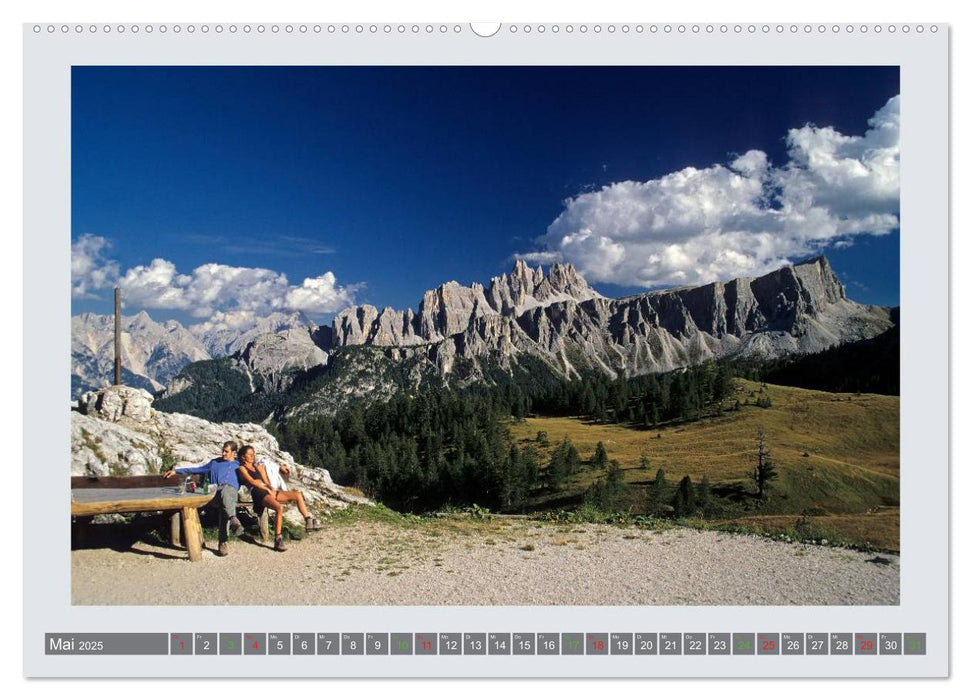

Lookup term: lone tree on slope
[650,468,669,517]
[753,426,778,501]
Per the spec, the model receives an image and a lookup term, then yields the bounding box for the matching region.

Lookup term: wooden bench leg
[182,507,203,562]
[170,512,182,548]
[259,509,269,542]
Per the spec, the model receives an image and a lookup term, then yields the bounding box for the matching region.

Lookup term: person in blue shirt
[163,441,245,557]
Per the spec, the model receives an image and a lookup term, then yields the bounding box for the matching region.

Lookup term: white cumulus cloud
[71,234,120,298]
[525,95,900,288]
[72,238,361,321]
[284,272,362,315]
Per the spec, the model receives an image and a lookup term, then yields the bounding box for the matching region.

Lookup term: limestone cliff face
[326,256,893,381]
[236,327,328,392]
[329,260,603,349]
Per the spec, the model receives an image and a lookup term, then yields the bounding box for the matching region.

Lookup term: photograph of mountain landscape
[70,66,900,605]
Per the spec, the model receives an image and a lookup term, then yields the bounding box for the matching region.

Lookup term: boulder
[78,385,154,423]
[71,386,369,516]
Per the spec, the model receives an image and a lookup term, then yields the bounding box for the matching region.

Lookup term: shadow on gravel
[127,546,187,561]
[239,533,274,550]
[72,515,181,554]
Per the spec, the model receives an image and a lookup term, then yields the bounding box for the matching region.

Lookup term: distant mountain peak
[332,260,603,348]
[71,311,211,399]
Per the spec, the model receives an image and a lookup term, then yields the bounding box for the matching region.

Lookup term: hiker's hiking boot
[229,516,245,537]
[217,542,229,557]
[274,535,288,552]
[305,516,321,532]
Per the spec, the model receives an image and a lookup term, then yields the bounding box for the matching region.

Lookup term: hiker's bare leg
[262,494,285,536]
[277,490,310,519]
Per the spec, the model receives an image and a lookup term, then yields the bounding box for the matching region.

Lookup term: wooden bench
[71,475,210,561]
[71,475,271,558]
[167,486,271,546]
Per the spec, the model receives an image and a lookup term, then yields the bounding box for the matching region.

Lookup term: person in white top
[235,445,321,552]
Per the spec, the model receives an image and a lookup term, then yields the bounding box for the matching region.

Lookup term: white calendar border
[21,13,949,680]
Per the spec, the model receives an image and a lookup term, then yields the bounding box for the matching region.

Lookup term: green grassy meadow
[510,379,900,550]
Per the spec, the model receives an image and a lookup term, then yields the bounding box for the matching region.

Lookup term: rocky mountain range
[324,257,894,379]
[155,256,895,418]
[71,310,310,399]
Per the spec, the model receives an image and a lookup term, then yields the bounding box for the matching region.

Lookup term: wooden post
[181,507,204,562]
[169,512,182,548]
[113,287,122,386]
[259,510,270,541]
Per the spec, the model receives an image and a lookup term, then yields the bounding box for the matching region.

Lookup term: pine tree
[522,446,540,493]
[565,441,581,474]
[501,444,529,512]
[585,459,628,512]
[715,365,735,403]
[673,475,697,518]
[591,441,609,471]
[511,386,526,420]
[753,427,778,500]
[650,468,668,516]
[547,439,570,491]
[603,459,627,511]
[697,474,711,513]
[580,384,597,416]
[594,400,608,423]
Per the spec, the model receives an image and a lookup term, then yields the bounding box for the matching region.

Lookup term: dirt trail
[72,519,899,606]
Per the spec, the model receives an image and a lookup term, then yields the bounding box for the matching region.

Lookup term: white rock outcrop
[72,385,369,516]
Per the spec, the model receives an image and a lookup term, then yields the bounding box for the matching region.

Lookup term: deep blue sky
[72,66,900,323]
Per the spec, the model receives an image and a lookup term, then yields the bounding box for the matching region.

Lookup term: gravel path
[71,520,899,606]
